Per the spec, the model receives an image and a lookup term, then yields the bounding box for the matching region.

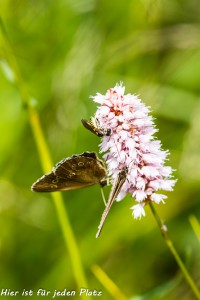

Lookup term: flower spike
[92,83,177,221]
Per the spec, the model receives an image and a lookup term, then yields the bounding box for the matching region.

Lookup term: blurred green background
[1,0,200,299]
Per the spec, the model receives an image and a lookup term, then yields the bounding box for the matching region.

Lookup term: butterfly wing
[96,168,127,237]
[31,152,107,192]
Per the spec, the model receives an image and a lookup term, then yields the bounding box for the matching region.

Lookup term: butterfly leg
[100,187,107,206]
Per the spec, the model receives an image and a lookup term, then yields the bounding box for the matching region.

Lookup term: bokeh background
[1,0,200,299]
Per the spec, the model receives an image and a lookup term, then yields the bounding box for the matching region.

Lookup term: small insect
[31,152,107,192]
[81,117,111,137]
[96,167,128,238]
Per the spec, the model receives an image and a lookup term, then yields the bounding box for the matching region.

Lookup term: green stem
[91,264,127,300]
[0,18,88,293]
[149,202,200,300]
[189,215,200,244]
[29,108,88,289]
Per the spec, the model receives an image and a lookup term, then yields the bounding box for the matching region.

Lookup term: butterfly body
[32,152,107,192]
[81,118,111,137]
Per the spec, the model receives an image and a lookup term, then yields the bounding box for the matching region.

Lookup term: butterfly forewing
[31,152,107,192]
[96,167,128,238]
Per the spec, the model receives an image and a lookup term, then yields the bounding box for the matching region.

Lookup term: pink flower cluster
[92,83,176,219]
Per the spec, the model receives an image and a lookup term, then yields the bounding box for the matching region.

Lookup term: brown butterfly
[31,152,107,192]
[81,117,111,137]
[96,167,128,238]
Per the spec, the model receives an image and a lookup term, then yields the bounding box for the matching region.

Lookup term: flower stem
[0,18,88,293]
[149,202,200,300]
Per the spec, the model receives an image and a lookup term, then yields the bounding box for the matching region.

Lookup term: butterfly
[81,117,111,137]
[96,167,128,238]
[31,152,107,192]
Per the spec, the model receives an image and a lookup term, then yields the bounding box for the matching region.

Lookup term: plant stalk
[149,202,200,300]
[0,18,88,293]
